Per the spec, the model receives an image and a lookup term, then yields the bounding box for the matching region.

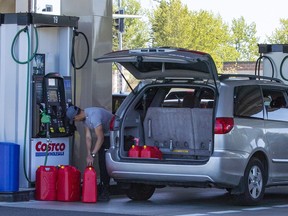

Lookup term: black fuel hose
[280,55,288,81]
[70,30,90,70]
[255,55,275,78]
[70,30,90,167]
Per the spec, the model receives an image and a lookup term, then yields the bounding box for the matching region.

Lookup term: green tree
[113,0,150,51]
[150,0,238,71]
[150,0,193,48]
[189,10,238,70]
[268,19,288,43]
[230,16,259,61]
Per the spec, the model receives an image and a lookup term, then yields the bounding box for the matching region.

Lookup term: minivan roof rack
[219,74,283,83]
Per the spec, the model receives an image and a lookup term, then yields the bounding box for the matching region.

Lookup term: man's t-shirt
[83,107,113,135]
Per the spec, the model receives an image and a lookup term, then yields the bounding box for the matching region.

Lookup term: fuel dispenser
[33,73,74,138]
[0,13,79,187]
[30,73,75,182]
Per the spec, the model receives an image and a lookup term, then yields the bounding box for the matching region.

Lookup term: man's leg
[98,136,110,201]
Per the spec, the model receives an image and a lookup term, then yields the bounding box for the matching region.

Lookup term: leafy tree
[150,0,238,71]
[268,19,288,44]
[189,10,238,70]
[150,0,193,48]
[230,16,259,61]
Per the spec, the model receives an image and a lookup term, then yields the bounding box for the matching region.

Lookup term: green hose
[11,25,39,184]
[11,26,39,64]
[40,110,51,166]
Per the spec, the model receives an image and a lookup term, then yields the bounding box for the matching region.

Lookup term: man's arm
[91,125,104,154]
[85,126,94,166]
[85,126,92,155]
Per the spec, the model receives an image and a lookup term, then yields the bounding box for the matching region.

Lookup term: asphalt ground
[0,206,134,216]
[1,186,288,216]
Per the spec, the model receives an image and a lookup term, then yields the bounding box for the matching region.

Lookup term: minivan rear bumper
[106,149,248,188]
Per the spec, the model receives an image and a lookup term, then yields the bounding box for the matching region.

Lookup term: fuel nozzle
[41,109,51,124]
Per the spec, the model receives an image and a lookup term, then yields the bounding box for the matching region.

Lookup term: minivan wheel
[238,158,265,205]
[125,183,155,201]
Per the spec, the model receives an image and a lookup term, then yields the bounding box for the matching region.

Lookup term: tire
[237,158,265,205]
[226,188,232,194]
[125,183,155,201]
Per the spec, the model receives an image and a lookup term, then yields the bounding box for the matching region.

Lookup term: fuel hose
[280,55,288,81]
[255,55,275,79]
[70,30,90,105]
[11,25,39,184]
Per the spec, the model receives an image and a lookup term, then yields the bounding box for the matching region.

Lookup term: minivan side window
[262,88,288,121]
[234,85,263,119]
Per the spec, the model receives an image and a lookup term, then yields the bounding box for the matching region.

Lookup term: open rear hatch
[95,48,219,162]
[95,48,219,84]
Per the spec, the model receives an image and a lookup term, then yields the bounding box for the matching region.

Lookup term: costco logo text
[35,141,66,156]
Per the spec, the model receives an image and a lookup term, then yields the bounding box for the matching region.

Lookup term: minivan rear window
[130,61,210,74]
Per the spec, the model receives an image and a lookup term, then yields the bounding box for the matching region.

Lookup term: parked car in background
[96,47,288,205]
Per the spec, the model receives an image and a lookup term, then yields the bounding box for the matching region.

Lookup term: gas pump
[0,13,79,186]
[30,72,75,183]
[33,73,74,138]
[0,0,113,190]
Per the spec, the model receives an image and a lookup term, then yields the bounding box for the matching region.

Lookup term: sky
[142,0,288,42]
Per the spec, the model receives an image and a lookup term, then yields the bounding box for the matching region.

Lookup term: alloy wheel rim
[248,165,263,199]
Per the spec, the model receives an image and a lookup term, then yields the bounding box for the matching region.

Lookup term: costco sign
[30,138,70,182]
[35,141,66,156]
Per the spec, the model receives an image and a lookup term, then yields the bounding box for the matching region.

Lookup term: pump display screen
[48,90,58,102]
[48,78,56,86]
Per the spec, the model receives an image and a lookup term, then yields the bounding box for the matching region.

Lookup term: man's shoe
[97,183,103,195]
[98,185,110,202]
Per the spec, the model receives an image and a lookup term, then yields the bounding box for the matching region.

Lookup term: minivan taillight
[214,117,234,134]
[109,115,116,131]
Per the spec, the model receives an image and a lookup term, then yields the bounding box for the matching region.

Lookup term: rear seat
[191,108,213,156]
[143,107,213,157]
[144,107,195,154]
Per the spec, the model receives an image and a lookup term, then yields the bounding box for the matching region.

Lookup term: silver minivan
[96,48,288,205]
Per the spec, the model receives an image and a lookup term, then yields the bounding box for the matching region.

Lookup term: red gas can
[140,145,163,159]
[82,166,97,203]
[128,145,143,158]
[56,165,81,202]
[35,166,58,201]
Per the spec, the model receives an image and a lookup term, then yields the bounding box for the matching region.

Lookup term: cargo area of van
[118,85,215,161]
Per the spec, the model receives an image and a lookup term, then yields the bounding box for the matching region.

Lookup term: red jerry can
[140,145,163,159]
[35,166,58,201]
[82,166,97,203]
[152,146,163,159]
[56,165,81,202]
[128,145,142,158]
